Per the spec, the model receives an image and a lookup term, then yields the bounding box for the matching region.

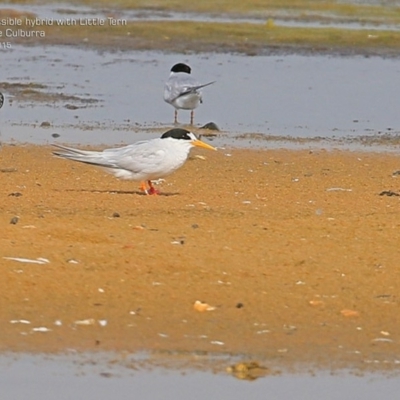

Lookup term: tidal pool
[1,45,399,151]
[1,353,400,400]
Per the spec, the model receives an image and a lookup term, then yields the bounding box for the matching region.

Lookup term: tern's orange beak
[193,140,217,151]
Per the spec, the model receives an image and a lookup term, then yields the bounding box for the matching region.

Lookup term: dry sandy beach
[1,144,400,374]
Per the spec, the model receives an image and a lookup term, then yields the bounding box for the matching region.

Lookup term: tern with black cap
[53,128,216,195]
[164,63,215,125]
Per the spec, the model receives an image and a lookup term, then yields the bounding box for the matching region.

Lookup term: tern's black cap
[161,128,192,140]
[170,63,191,74]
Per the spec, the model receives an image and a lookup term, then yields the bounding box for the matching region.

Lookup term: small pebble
[193,300,216,312]
[10,216,19,225]
[200,122,220,131]
[112,212,120,218]
[65,104,79,110]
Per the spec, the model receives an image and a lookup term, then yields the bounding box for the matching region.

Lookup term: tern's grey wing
[174,81,215,100]
[102,140,168,174]
[164,74,201,103]
[54,141,168,179]
[53,144,126,168]
[53,144,101,156]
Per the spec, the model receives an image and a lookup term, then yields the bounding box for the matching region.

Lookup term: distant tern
[163,63,215,125]
[53,128,216,195]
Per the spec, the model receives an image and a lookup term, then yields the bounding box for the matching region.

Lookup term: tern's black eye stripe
[161,128,192,140]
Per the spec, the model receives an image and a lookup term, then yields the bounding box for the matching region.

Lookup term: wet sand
[1,144,400,372]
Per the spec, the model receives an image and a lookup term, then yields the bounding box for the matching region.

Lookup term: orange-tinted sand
[1,144,400,372]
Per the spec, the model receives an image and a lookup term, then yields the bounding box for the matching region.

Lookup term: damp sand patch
[18,0,400,26]
[1,6,400,55]
[0,82,100,107]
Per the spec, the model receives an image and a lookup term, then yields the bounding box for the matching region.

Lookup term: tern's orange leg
[139,181,160,195]
[147,180,160,195]
[139,181,149,195]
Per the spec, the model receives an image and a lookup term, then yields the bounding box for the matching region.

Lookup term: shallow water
[1,45,400,151]
[1,353,400,400]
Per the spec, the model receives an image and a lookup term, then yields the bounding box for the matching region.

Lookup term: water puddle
[1,46,400,152]
[1,352,400,400]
